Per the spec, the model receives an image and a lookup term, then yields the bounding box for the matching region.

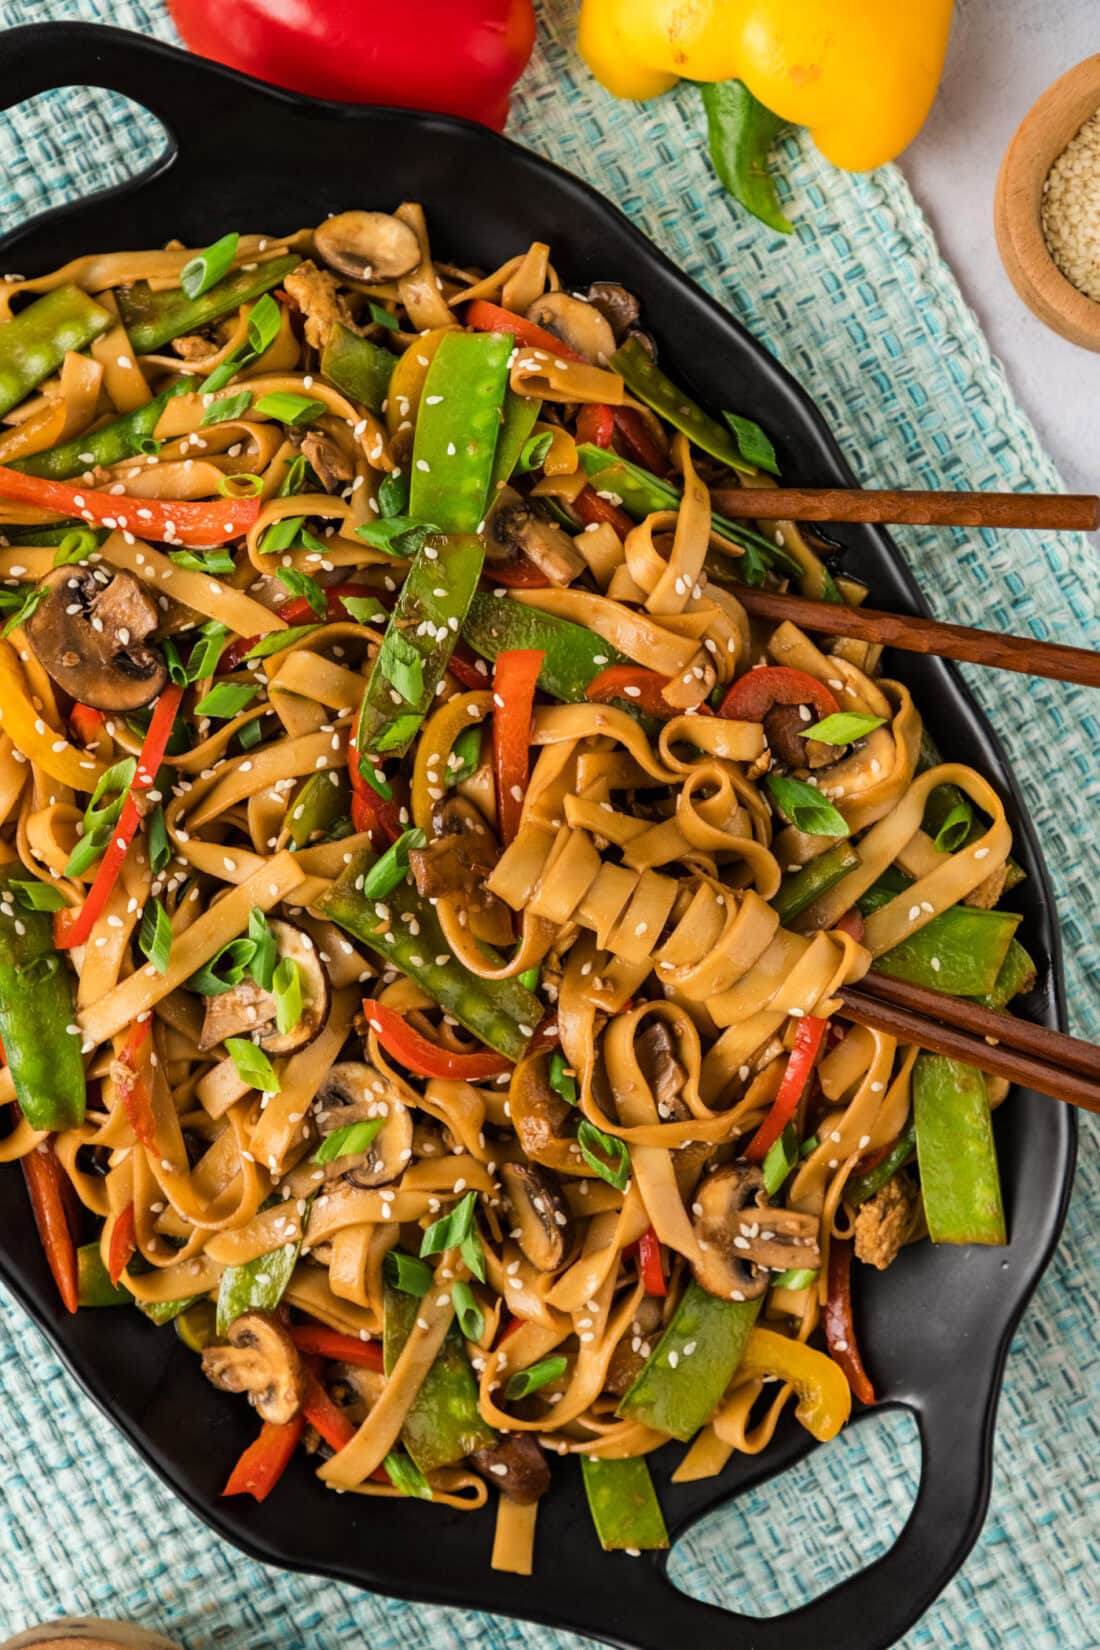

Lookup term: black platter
[0,24,1075,1650]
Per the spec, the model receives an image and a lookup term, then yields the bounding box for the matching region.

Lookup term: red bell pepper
[302,1372,359,1453]
[220,582,387,672]
[107,1202,137,1286]
[576,404,615,448]
[586,665,680,720]
[55,684,182,949]
[69,703,105,747]
[825,1238,876,1406]
[223,1414,305,1501]
[491,647,544,846]
[634,1226,667,1297]
[484,555,552,588]
[112,1018,158,1152]
[718,666,839,723]
[362,998,514,1080]
[833,907,865,944]
[21,1137,78,1315]
[447,644,491,692]
[289,1323,385,1370]
[611,407,669,476]
[744,1014,829,1163]
[0,465,256,548]
[465,300,586,362]
[347,730,403,844]
[169,0,535,131]
[572,485,635,542]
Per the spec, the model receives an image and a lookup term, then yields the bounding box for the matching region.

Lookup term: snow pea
[581,1456,668,1551]
[354,533,484,762]
[141,1293,207,1327]
[77,1242,132,1307]
[489,391,542,492]
[463,590,630,703]
[846,1118,917,1207]
[609,335,752,474]
[11,378,198,480]
[0,872,85,1130]
[408,331,513,532]
[384,1283,495,1473]
[859,868,1020,998]
[320,321,394,415]
[771,842,862,925]
[618,1281,761,1441]
[287,768,352,849]
[0,284,113,417]
[319,846,542,1063]
[913,1054,1005,1245]
[215,1196,308,1335]
[978,937,1037,1012]
[117,252,300,353]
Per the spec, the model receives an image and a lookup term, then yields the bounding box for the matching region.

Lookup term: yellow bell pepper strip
[581,1457,669,1551]
[701,80,792,235]
[737,1327,852,1441]
[912,1054,1006,1246]
[0,640,106,788]
[0,285,113,418]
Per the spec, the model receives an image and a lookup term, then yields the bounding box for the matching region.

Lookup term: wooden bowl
[994,54,1100,350]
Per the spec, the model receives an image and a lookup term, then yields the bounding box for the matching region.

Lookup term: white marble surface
[902,0,1097,499]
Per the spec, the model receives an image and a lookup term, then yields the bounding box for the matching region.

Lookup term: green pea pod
[175,1300,219,1352]
[581,1456,669,1551]
[319,847,542,1063]
[771,843,862,925]
[489,391,542,492]
[618,1281,760,1441]
[355,533,485,761]
[977,938,1037,1012]
[859,868,1020,997]
[700,79,793,236]
[286,768,352,849]
[77,1243,132,1307]
[11,378,198,480]
[913,1054,1006,1245]
[215,1197,307,1335]
[846,1119,917,1207]
[409,331,513,532]
[383,1283,495,1472]
[609,335,751,474]
[463,590,630,703]
[141,1293,208,1327]
[0,285,113,417]
[0,874,85,1130]
[117,253,300,353]
[320,322,394,415]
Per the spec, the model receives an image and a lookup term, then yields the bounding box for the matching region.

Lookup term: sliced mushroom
[314,1061,413,1188]
[525,292,617,364]
[201,1311,305,1424]
[470,1433,551,1504]
[410,794,500,904]
[25,566,167,712]
[509,1054,587,1176]
[636,1021,688,1118]
[197,919,330,1055]
[314,210,421,283]
[299,429,355,494]
[604,1295,664,1397]
[763,703,840,772]
[484,485,586,586]
[500,1161,573,1272]
[583,281,640,342]
[691,1162,820,1301]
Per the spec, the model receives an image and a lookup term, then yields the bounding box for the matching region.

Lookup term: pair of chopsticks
[839,973,1100,1114]
[709,484,1100,690]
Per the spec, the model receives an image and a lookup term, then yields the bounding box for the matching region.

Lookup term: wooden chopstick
[837,981,1100,1115]
[710,485,1098,533]
[731,585,1100,688]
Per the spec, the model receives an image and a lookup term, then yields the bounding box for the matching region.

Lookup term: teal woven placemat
[0,3,1096,1646]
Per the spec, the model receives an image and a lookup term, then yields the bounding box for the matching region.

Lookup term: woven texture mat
[0,2,1096,1646]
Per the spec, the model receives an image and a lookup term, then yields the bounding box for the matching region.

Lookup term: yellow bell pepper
[578,0,953,172]
[737,1326,852,1441]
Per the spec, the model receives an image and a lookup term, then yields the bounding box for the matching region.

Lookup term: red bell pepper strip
[347,730,403,844]
[576,404,615,448]
[611,406,669,476]
[362,998,514,1080]
[825,1238,876,1406]
[492,647,544,846]
[447,643,491,691]
[484,554,552,588]
[0,464,258,548]
[744,1014,829,1163]
[833,907,865,944]
[112,1017,158,1151]
[718,666,839,723]
[302,1372,359,1452]
[572,484,635,542]
[55,684,182,949]
[586,665,680,720]
[634,1226,667,1297]
[465,299,585,362]
[289,1323,385,1370]
[69,702,105,746]
[222,1414,305,1501]
[220,583,386,671]
[107,1202,137,1286]
[22,1137,78,1314]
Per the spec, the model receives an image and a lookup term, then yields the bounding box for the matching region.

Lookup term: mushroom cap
[315,1061,413,1187]
[525,292,617,364]
[509,1053,588,1176]
[691,1162,821,1301]
[201,1310,305,1424]
[584,281,641,342]
[313,211,421,283]
[24,565,167,712]
[197,919,330,1056]
[470,1433,551,1504]
[483,486,585,586]
[500,1160,573,1272]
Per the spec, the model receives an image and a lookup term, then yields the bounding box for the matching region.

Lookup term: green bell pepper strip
[10,377,198,480]
[771,843,862,925]
[489,391,542,492]
[858,867,1020,998]
[408,332,513,532]
[581,1456,669,1551]
[354,533,485,762]
[215,1195,310,1336]
[618,1281,761,1441]
[913,1054,1006,1245]
[320,322,394,415]
[700,79,793,237]
[319,847,542,1063]
[845,1118,917,1207]
[383,1283,495,1473]
[117,253,300,354]
[0,285,113,418]
[609,336,752,475]
[0,875,85,1130]
[463,590,630,703]
[77,1242,132,1307]
[140,1293,207,1327]
[977,937,1037,1012]
[286,768,352,849]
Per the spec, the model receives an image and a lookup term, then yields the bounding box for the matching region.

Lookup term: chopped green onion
[384,1249,433,1296]
[765,773,850,839]
[383,1450,432,1499]
[313,1117,383,1165]
[277,567,326,616]
[451,1280,485,1342]
[933,799,974,854]
[339,593,387,625]
[376,470,408,518]
[147,803,172,875]
[278,453,311,497]
[804,711,886,746]
[518,965,540,992]
[138,897,173,974]
[9,879,66,912]
[360,827,426,900]
[194,682,259,720]
[516,431,553,474]
[176,621,230,684]
[368,713,422,755]
[445,725,482,787]
[800,1133,820,1159]
[577,1119,631,1191]
[549,1050,577,1106]
[237,716,265,752]
[247,907,278,991]
[52,527,100,567]
[225,1037,279,1093]
[260,514,304,556]
[763,1123,800,1197]
[271,955,303,1035]
[771,1267,818,1291]
[420,1190,486,1282]
[254,391,327,426]
[244,625,322,661]
[369,302,400,333]
[505,1355,567,1401]
[168,547,236,575]
[247,293,282,356]
[377,629,424,704]
[217,472,264,499]
[356,517,440,558]
[65,758,136,877]
[181,231,240,301]
[358,758,393,801]
[188,936,257,995]
[1,584,47,638]
[722,410,780,475]
[201,388,253,427]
